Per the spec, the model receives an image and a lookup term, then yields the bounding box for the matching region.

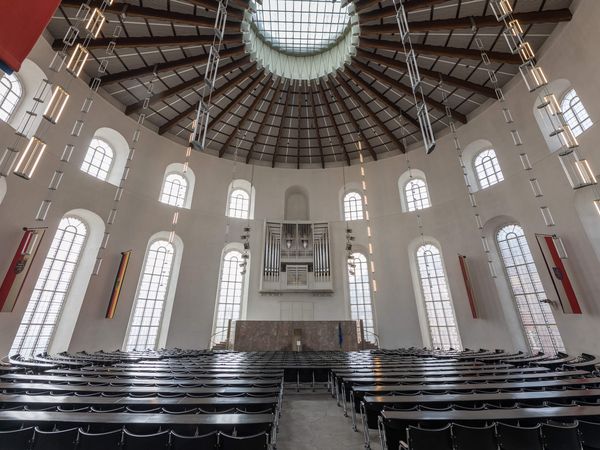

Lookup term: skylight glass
[253,0,350,56]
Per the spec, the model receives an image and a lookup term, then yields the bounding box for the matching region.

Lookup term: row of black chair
[2,405,274,414]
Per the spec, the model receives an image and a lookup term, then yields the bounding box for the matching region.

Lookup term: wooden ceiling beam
[307,81,325,169]
[336,72,406,154]
[60,0,243,27]
[352,59,467,124]
[100,47,245,85]
[355,48,496,98]
[357,0,449,16]
[316,79,350,166]
[245,79,284,164]
[159,69,263,135]
[125,56,251,115]
[359,38,520,65]
[326,75,378,161]
[343,65,419,131]
[217,75,274,157]
[271,85,293,168]
[53,34,243,51]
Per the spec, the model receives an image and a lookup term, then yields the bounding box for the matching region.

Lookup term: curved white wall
[1,1,600,354]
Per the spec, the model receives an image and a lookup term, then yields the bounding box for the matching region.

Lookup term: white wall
[1,0,600,354]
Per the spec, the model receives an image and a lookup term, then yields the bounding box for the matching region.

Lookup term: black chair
[401,425,453,450]
[220,431,269,450]
[161,407,198,414]
[453,423,497,450]
[0,427,34,450]
[171,430,218,449]
[57,405,90,412]
[541,422,582,450]
[579,420,600,449]
[497,423,543,450]
[90,405,126,413]
[32,426,79,450]
[77,428,122,450]
[122,429,170,449]
[125,406,162,413]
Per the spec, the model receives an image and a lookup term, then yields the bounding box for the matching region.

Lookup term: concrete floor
[277,391,383,450]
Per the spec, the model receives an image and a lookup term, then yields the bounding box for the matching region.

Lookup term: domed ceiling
[48,0,573,168]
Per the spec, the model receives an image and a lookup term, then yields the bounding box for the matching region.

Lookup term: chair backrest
[32,427,79,450]
[541,422,581,450]
[0,427,34,450]
[497,423,543,450]
[77,428,122,450]
[579,421,600,449]
[453,424,497,450]
[407,425,453,450]
[220,431,269,450]
[171,430,219,450]
[122,429,170,450]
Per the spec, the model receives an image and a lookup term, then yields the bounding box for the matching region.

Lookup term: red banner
[458,254,478,319]
[106,250,132,319]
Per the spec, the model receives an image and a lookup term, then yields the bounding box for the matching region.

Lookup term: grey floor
[277,391,383,450]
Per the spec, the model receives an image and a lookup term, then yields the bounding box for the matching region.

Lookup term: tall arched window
[10,217,88,357]
[416,244,461,350]
[347,253,375,342]
[228,189,250,219]
[474,149,504,189]
[160,173,188,207]
[496,225,565,354]
[81,138,114,181]
[405,178,431,211]
[561,89,593,137]
[213,250,247,344]
[125,240,175,351]
[343,192,364,221]
[0,73,22,122]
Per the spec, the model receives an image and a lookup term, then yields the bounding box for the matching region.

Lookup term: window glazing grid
[253,0,350,56]
[228,189,250,219]
[405,179,431,211]
[81,138,114,181]
[474,149,504,189]
[343,192,364,221]
[10,217,87,357]
[561,89,593,137]
[496,225,565,355]
[0,73,22,122]
[125,240,174,351]
[347,253,375,343]
[416,244,462,350]
[160,173,188,207]
[214,251,245,344]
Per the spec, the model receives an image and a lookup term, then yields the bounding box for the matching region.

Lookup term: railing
[362,330,381,350]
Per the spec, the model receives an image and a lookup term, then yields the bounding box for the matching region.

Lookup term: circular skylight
[253,0,351,56]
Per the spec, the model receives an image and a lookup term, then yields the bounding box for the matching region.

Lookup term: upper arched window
[496,224,565,354]
[474,149,504,189]
[228,189,250,219]
[125,239,176,351]
[415,243,461,350]
[343,192,364,221]
[10,216,88,357]
[405,178,431,212]
[0,73,22,123]
[160,173,188,208]
[81,138,114,181]
[347,253,376,343]
[561,89,592,137]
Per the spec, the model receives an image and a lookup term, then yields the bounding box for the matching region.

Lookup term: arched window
[347,253,376,342]
[81,138,114,181]
[213,250,247,344]
[496,225,565,354]
[0,73,22,122]
[160,173,188,208]
[561,89,593,137]
[415,244,461,350]
[343,192,364,221]
[10,217,88,357]
[228,189,250,219]
[474,149,504,189]
[405,178,431,211]
[125,240,175,351]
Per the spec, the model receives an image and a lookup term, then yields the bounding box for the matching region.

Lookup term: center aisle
[277,392,382,450]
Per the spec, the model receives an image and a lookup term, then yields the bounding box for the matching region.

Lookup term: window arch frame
[495,224,565,355]
[80,137,115,181]
[560,88,593,138]
[0,72,22,123]
[225,179,255,219]
[160,172,189,208]
[473,148,504,189]
[343,191,364,221]
[404,178,431,212]
[227,188,251,219]
[346,252,376,343]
